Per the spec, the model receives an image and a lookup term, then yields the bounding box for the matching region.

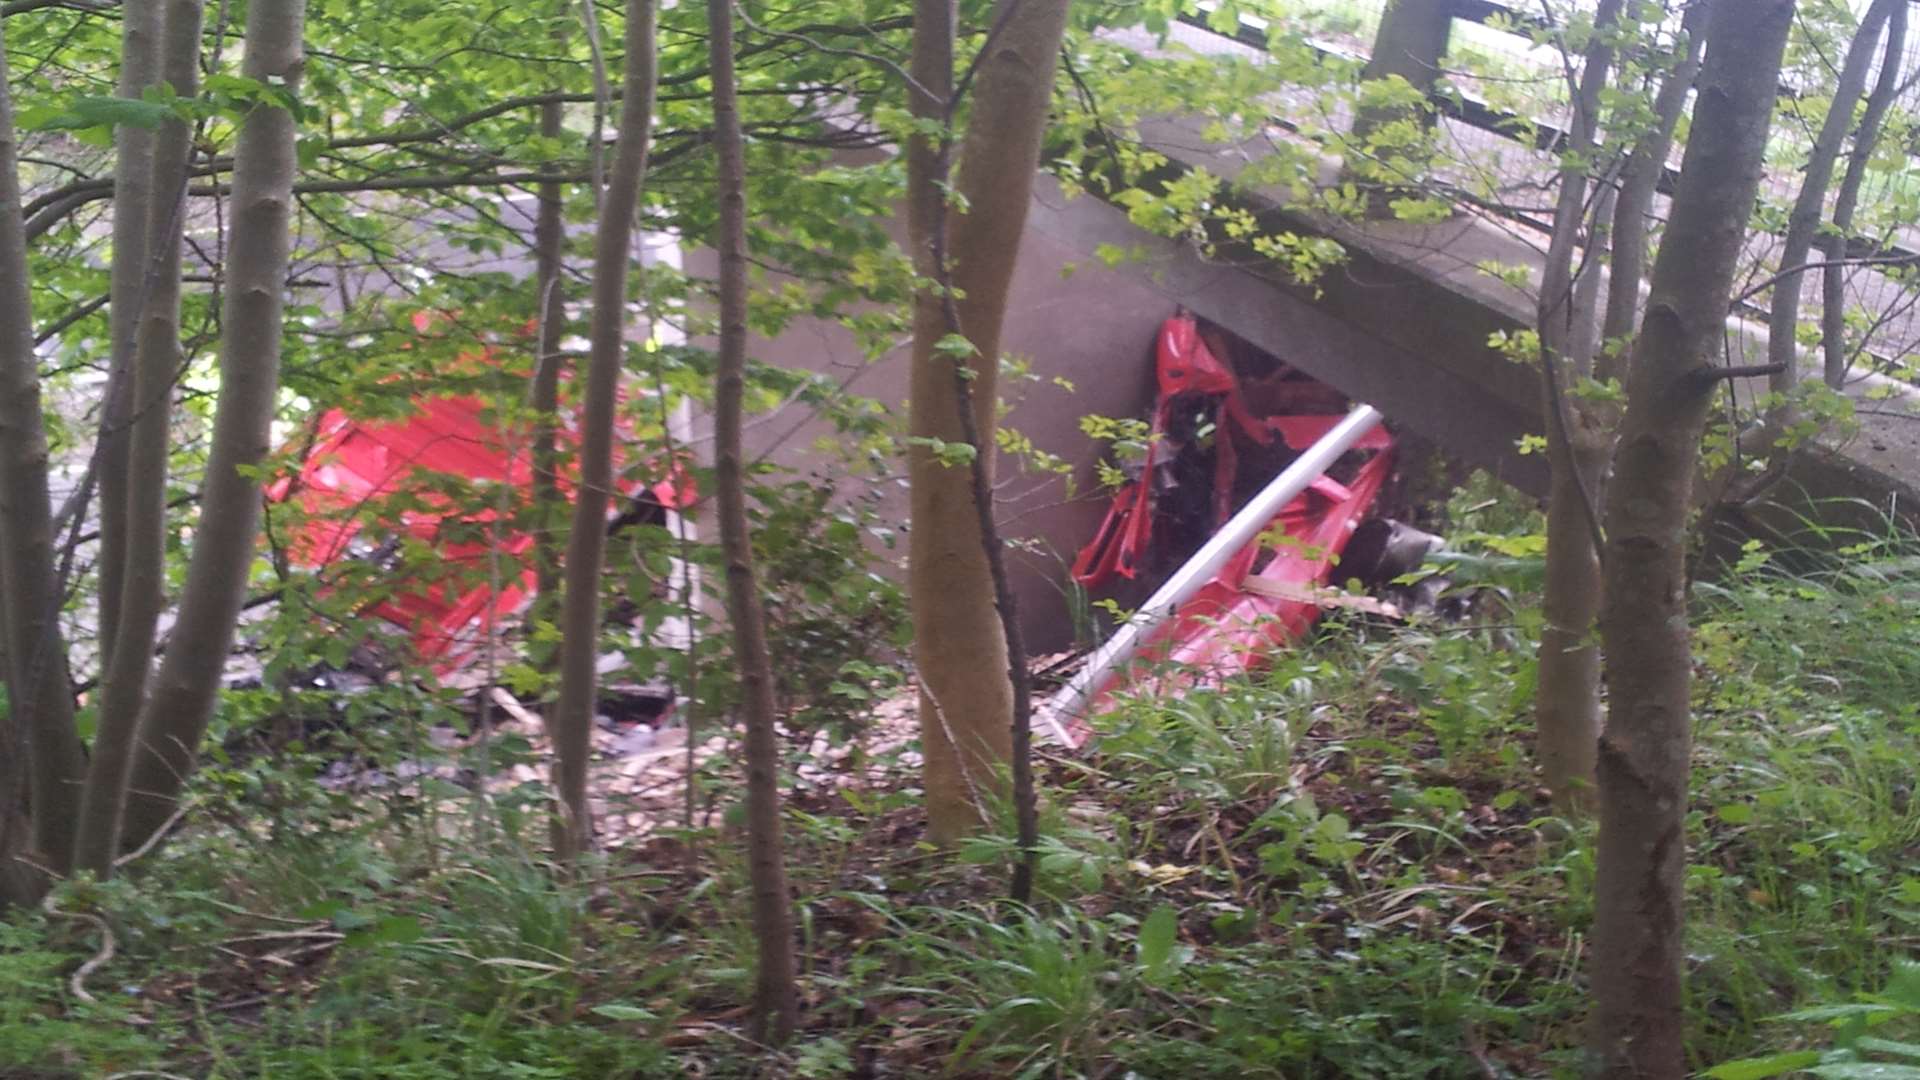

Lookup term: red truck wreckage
[273,311,1402,743]
[1044,312,1396,747]
[268,313,693,674]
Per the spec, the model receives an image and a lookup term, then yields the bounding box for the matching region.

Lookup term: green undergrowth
[5,529,1918,1078]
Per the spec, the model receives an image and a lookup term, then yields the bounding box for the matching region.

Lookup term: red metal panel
[269,315,693,672]
[1064,315,1397,741]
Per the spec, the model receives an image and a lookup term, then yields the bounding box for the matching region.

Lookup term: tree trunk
[95,0,162,680]
[547,0,654,864]
[0,703,29,905]
[0,13,87,879]
[908,0,1046,897]
[1533,0,1621,815]
[77,0,206,877]
[707,0,798,1044]
[1765,0,1893,414]
[908,0,999,848]
[1344,0,1451,218]
[908,0,1072,846]
[0,12,73,895]
[530,10,568,649]
[0,573,24,905]
[1591,2,1792,1072]
[119,0,308,852]
[1823,2,1906,388]
[1601,0,1708,373]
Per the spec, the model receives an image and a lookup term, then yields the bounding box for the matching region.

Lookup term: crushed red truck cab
[1055,312,1396,744]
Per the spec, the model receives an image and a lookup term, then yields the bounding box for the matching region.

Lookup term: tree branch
[1734,250,1920,308]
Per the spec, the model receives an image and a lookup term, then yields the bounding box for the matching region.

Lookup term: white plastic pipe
[1040,404,1383,744]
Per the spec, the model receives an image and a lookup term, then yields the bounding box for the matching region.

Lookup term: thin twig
[112,801,188,869]
[577,0,612,203]
[41,890,113,1005]
[1733,251,1920,308]
[734,6,939,104]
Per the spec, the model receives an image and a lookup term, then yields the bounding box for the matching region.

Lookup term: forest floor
[7,536,1920,1078]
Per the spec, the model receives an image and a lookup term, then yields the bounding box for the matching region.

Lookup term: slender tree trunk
[77,0,206,877]
[0,40,28,896]
[0,15,86,879]
[1601,0,1708,375]
[547,0,654,864]
[1534,0,1622,815]
[0,704,29,905]
[119,0,308,851]
[908,0,1072,846]
[907,0,995,848]
[1823,2,1906,388]
[0,584,26,905]
[1591,3,1792,1073]
[1765,0,1893,416]
[96,0,163,679]
[1344,0,1451,217]
[908,0,1046,898]
[707,0,798,1043]
[530,10,568,646]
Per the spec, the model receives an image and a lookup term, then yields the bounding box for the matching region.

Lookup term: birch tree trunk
[77,0,206,877]
[1765,0,1893,419]
[1533,0,1621,814]
[120,0,308,851]
[0,13,86,879]
[706,0,798,1043]
[1591,2,1792,1071]
[547,0,654,864]
[0,14,87,892]
[908,0,1072,845]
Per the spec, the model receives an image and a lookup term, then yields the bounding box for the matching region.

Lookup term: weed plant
[5,500,1919,1077]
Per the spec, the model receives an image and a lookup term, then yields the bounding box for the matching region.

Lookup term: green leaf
[1885,961,1920,1009]
[22,95,175,133]
[906,435,977,467]
[1856,1039,1920,1060]
[1783,1005,1901,1023]
[298,899,347,922]
[329,907,374,931]
[1138,905,1180,983]
[1706,1051,1823,1079]
[1717,803,1755,825]
[344,915,422,948]
[12,103,67,131]
[476,956,567,972]
[590,1003,657,1022]
[933,333,978,360]
[1809,1065,1920,1079]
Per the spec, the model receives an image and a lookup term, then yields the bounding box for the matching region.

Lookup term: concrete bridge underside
[735,119,1920,653]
